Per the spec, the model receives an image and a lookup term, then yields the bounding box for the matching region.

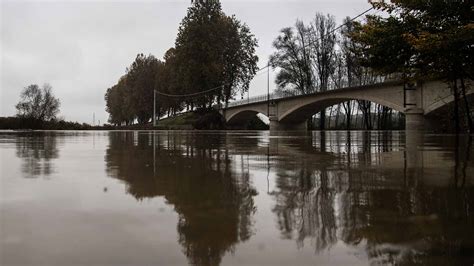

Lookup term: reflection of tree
[340,186,474,265]
[271,131,474,264]
[15,132,60,178]
[273,167,337,252]
[105,132,257,266]
[270,133,338,253]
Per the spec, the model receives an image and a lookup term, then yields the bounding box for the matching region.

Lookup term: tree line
[105,0,473,131]
[105,1,258,126]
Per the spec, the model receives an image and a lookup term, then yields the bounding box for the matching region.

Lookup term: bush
[192,109,226,130]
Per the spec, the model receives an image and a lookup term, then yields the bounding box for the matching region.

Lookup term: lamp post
[153,90,157,127]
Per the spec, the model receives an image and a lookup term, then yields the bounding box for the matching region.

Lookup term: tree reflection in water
[105,132,257,266]
[15,131,60,178]
[270,131,474,265]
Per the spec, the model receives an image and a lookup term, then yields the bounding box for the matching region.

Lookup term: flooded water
[1,130,473,266]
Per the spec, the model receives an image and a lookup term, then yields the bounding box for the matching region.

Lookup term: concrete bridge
[221,80,473,131]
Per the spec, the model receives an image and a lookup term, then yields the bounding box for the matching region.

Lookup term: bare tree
[270,20,315,94]
[340,17,358,130]
[16,84,60,121]
[310,13,337,129]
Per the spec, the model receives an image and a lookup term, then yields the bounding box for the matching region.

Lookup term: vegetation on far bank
[0,117,99,130]
[0,109,265,131]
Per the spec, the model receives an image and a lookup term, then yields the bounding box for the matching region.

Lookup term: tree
[220,15,259,107]
[16,84,60,121]
[270,20,314,95]
[340,16,389,130]
[269,14,337,129]
[351,15,416,78]
[339,17,360,130]
[174,0,258,109]
[104,87,120,125]
[174,0,227,109]
[126,54,162,124]
[310,13,337,129]
[155,48,185,117]
[105,76,135,126]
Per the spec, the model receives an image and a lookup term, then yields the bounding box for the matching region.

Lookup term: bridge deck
[225,80,404,109]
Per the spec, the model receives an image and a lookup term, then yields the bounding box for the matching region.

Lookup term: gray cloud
[1,0,370,124]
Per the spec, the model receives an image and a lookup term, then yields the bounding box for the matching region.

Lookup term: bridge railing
[227,89,305,108]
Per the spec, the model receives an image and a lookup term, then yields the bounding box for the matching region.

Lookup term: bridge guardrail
[227,89,304,108]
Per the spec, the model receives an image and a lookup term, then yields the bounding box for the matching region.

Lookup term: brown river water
[1,130,473,266]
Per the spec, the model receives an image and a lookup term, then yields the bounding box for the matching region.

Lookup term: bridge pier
[405,108,425,131]
[269,117,307,132]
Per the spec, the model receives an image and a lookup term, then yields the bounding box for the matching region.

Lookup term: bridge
[220,80,473,132]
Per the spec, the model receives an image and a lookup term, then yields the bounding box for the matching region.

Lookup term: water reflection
[269,132,474,265]
[14,131,60,178]
[4,130,472,265]
[105,132,257,266]
[103,131,474,265]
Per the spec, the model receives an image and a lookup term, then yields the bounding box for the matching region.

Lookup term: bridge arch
[278,95,405,123]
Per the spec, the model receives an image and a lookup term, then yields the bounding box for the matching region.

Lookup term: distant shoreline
[0,116,197,131]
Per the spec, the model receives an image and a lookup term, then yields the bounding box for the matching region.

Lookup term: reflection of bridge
[221,80,473,132]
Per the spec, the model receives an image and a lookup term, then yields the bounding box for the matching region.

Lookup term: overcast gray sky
[1,0,373,124]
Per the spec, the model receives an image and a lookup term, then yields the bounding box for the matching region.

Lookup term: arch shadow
[425,91,474,115]
[226,109,269,126]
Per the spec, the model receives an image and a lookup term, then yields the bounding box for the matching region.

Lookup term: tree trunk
[328,106,334,129]
[335,104,341,129]
[354,108,359,129]
[388,109,393,130]
[359,100,372,130]
[460,78,473,132]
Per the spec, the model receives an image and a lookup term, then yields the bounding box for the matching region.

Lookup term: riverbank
[0,117,98,130]
[0,109,269,131]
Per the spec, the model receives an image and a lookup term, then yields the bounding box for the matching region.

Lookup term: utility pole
[153,90,157,127]
[267,62,270,116]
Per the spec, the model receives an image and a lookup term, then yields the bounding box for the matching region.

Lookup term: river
[1,130,473,265]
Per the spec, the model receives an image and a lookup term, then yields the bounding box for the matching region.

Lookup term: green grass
[154,113,198,130]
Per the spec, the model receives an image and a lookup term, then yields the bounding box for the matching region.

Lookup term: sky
[1,0,374,124]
